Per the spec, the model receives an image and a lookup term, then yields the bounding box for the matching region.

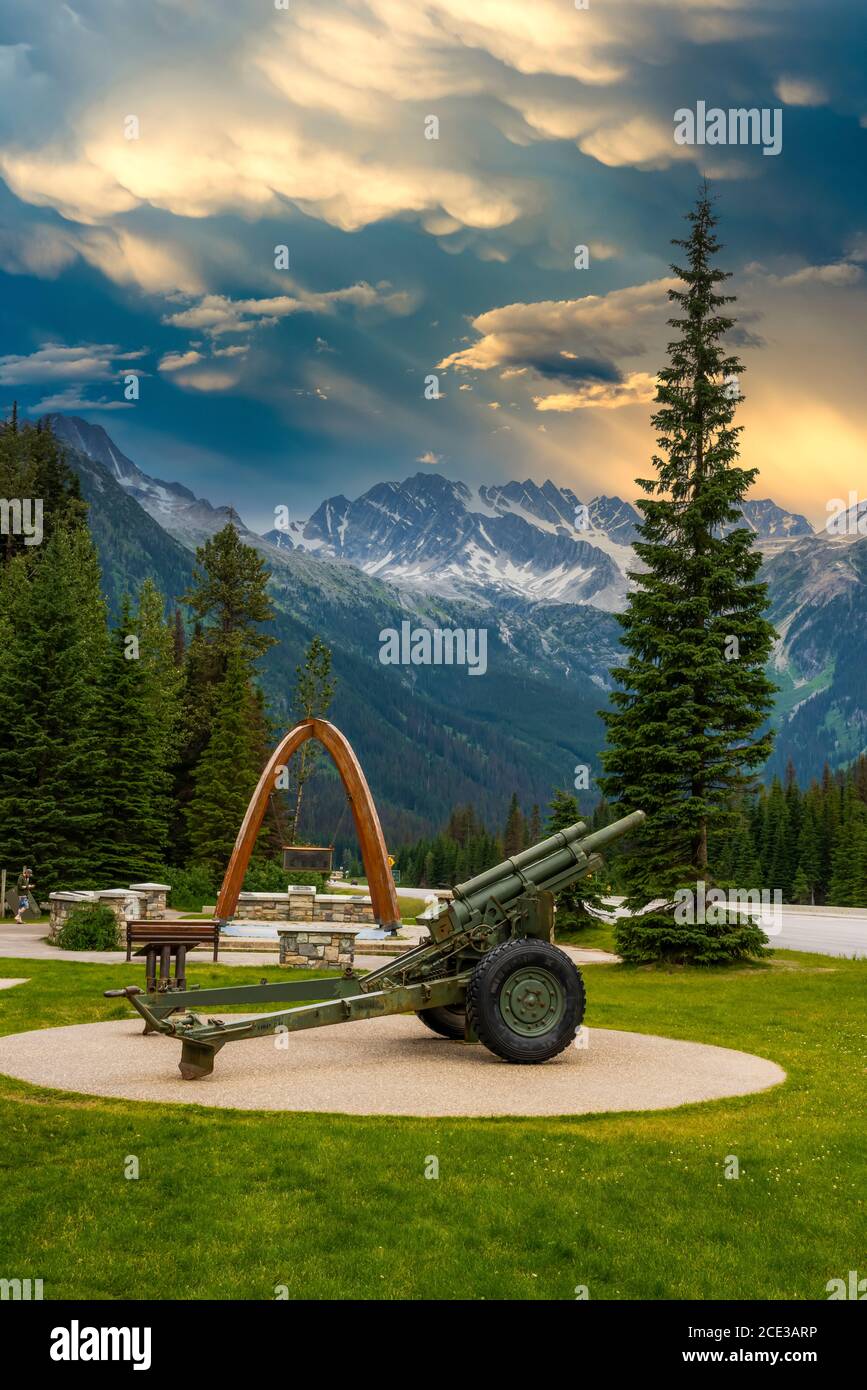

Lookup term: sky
[0,0,865,532]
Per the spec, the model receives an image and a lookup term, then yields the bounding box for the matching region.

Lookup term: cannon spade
[106,720,644,1078]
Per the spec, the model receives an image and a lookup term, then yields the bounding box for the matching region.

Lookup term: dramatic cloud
[0,0,844,249]
[0,222,203,293]
[533,372,658,412]
[438,279,676,406]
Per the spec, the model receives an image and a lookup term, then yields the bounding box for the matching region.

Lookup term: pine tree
[185,643,264,873]
[763,777,792,898]
[0,413,87,567]
[546,788,607,926]
[502,793,525,857]
[175,526,276,867]
[790,866,810,905]
[0,527,109,892]
[96,595,172,882]
[284,635,336,844]
[137,579,182,777]
[182,523,276,669]
[172,607,186,666]
[599,187,777,964]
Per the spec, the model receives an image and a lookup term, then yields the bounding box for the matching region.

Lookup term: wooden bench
[126,920,220,993]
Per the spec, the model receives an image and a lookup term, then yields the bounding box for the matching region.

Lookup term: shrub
[242,859,328,895]
[167,865,218,913]
[165,860,329,913]
[56,904,119,951]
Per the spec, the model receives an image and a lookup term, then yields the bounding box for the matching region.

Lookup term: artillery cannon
[106,719,644,1078]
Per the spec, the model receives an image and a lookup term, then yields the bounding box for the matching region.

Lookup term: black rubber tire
[467,938,585,1063]
[416,1004,466,1040]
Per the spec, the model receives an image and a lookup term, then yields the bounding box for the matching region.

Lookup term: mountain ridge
[48,413,860,794]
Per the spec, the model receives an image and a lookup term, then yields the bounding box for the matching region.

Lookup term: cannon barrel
[453,819,588,900]
[450,809,645,928]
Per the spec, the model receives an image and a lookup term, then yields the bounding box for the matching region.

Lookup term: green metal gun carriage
[106,720,644,1079]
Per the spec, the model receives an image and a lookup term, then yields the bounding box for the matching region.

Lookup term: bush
[56,904,119,951]
[165,860,329,914]
[167,865,218,914]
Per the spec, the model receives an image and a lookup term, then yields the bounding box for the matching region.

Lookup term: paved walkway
[0,922,618,974]
[0,1015,785,1116]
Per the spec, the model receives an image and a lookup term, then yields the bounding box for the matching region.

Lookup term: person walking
[14,865,34,923]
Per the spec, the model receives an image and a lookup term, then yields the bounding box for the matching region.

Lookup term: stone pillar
[312,893,375,924]
[278,924,364,968]
[128,883,171,920]
[48,891,97,940]
[96,890,136,947]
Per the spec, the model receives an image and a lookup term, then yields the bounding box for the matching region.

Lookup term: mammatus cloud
[0,222,203,294]
[0,0,843,253]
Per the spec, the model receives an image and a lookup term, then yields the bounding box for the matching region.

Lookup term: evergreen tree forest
[0,413,300,897]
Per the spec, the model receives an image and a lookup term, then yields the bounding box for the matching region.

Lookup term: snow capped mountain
[263,473,814,610]
[49,413,857,788]
[264,473,639,610]
[736,497,813,540]
[48,414,255,549]
[50,415,814,615]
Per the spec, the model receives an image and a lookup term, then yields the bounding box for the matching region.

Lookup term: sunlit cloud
[774,76,828,106]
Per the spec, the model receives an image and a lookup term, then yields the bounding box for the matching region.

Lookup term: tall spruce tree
[0,413,87,566]
[502,793,525,857]
[546,788,607,926]
[182,523,276,669]
[96,595,173,882]
[0,526,109,892]
[185,642,264,873]
[175,524,276,865]
[599,187,777,963]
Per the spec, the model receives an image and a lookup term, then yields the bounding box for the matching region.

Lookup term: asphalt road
[760,908,867,958]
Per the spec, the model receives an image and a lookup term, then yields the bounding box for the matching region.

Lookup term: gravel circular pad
[0,1015,785,1116]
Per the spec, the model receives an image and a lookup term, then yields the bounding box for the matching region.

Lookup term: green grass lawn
[0,950,864,1300]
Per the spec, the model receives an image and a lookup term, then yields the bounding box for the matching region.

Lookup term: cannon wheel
[416,1004,466,1040]
[467,938,585,1063]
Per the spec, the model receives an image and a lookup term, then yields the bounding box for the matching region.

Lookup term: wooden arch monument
[213,718,401,931]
